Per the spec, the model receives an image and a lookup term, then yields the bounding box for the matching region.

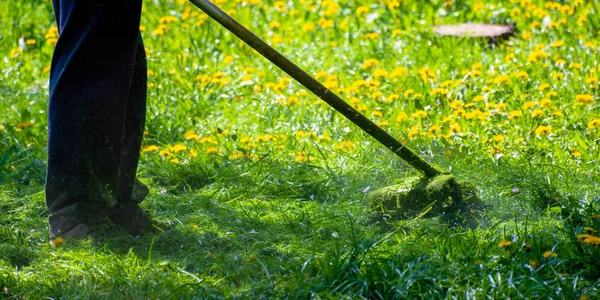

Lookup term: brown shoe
[48,204,109,241]
[108,203,156,236]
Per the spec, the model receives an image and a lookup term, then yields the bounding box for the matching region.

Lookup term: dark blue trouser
[46,0,146,214]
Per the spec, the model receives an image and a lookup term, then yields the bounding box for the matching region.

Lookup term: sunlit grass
[1,0,600,298]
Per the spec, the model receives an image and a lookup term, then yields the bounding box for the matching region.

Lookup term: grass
[1,0,600,298]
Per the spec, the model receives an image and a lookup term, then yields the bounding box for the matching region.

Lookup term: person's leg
[115,34,148,205]
[46,0,144,238]
[107,34,157,236]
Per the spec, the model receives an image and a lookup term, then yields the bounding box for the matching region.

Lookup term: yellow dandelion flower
[396,111,408,123]
[527,49,549,62]
[498,240,513,248]
[534,125,552,136]
[361,59,380,69]
[335,141,355,151]
[356,6,369,15]
[588,118,600,129]
[538,83,551,91]
[514,71,529,79]
[492,134,505,143]
[373,68,388,78]
[569,62,583,69]
[16,122,34,129]
[206,147,218,154]
[52,237,63,247]
[302,22,315,32]
[532,109,544,118]
[408,125,420,139]
[390,66,408,78]
[411,110,428,119]
[523,101,536,109]
[171,144,187,153]
[543,250,558,259]
[493,74,511,85]
[159,16,178,24]
[540,98,552,107]
[507,110,523,120]
[580,235,600,246]
[429,125,441,133]
[575,94,594,105]
[142,145,159,152]
[159,150,174,157]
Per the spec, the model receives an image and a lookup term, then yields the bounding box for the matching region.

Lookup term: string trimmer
[188,0,486,225]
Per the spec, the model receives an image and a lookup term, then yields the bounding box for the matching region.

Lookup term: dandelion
[429,125,441,134]
[159,16,177,24]
[396,112,408,123]
[498,240,513,248]
[51,237,63,247]
[317,135,331,142]
[575,94,594,105]
[538,83,551,91]
[302,22,315,32]
[373,68,388,78]
[206,147,218,154]
[356,6,369,15]
[317,18,334,29]
[171,144,187,153]
[273,1,286,12]
[142,145,159,152]
[569,62,583,70]
[159,150,174,157]
[390,66,408,78]
[523,101,536,109]
[514,71,529,79]
[335,141,355,151]
[579,234,600,246]
[543,250,558,259]
[16,122,34,129]
[532,109,544,118]
[491,134,505,143]
[448,123,462,133]
[411,110,428,119]
[269,21,280,29]
[418,67,437,83]
[493,74,511,85]
[588,118,600,129]
[387,0,400,9]
[527,49,549,62]
[534,125,552,136]
[361,59,380,69]
[408,125,420,139]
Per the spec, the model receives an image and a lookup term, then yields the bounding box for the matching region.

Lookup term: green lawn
[1,0,600,298]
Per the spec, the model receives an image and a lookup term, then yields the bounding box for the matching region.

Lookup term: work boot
[48,204,109,241]
[108,202,156,236]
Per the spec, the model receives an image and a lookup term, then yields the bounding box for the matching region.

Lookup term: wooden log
[433,23,515,45]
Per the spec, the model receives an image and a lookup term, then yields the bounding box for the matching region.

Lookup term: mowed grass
[1,0,600,298]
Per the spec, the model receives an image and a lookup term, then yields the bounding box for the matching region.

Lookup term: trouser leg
[46,0,144,214]
[115,35,147,204]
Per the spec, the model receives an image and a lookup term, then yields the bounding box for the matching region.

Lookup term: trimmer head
[368,175,488,227]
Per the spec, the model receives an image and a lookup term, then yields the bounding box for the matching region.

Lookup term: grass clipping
[368,174,487,226]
